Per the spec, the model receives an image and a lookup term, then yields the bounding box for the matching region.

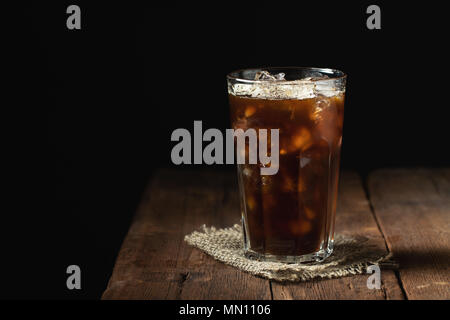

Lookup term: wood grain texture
[368,168,450,300]
[101,168,450,300]
[271,171,404,300]
[102,169,271,300]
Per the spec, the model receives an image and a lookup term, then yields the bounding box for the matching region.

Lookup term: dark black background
[6,1,448,299]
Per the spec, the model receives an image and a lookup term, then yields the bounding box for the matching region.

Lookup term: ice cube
[291,128,312,151]
[274,73,286,80]
[302,70,329,80]
[231,76,316,100]
[244,105,256,117]
[290,219,312,235]
[300,157,311,168]
[299,220,312,234]
[311,106,322,122]
[254,70,286,81]
[230,69,342,100]
[315,81,338,97]
[311,98,331,123]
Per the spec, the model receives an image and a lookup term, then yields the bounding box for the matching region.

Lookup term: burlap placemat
[184,224,396,282]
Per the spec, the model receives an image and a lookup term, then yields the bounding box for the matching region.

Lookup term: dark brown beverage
[227,67,346,262]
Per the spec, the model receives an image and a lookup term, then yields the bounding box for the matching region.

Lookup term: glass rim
[227,66,346,84]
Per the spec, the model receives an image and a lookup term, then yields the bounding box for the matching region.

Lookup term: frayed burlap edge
[184,224,396,282]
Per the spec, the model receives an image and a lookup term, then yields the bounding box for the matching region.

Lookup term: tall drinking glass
[227,67,346,263]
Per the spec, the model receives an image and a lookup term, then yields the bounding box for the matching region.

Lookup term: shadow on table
[392,248,450,271]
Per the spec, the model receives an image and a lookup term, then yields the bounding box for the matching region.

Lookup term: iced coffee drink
[227,67,346,263]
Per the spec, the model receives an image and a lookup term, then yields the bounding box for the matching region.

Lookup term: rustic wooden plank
[102,169,271,300]
[368,168,450,300]
[271,171,405,300]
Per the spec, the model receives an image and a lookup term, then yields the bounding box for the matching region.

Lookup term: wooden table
[102,168,450,300]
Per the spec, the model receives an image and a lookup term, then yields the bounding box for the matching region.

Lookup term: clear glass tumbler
[227,67,346,263]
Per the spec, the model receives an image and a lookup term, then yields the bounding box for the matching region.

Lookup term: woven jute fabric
[185,224,395,282]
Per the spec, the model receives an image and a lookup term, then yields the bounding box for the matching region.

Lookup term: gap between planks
[360,173,409,300]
